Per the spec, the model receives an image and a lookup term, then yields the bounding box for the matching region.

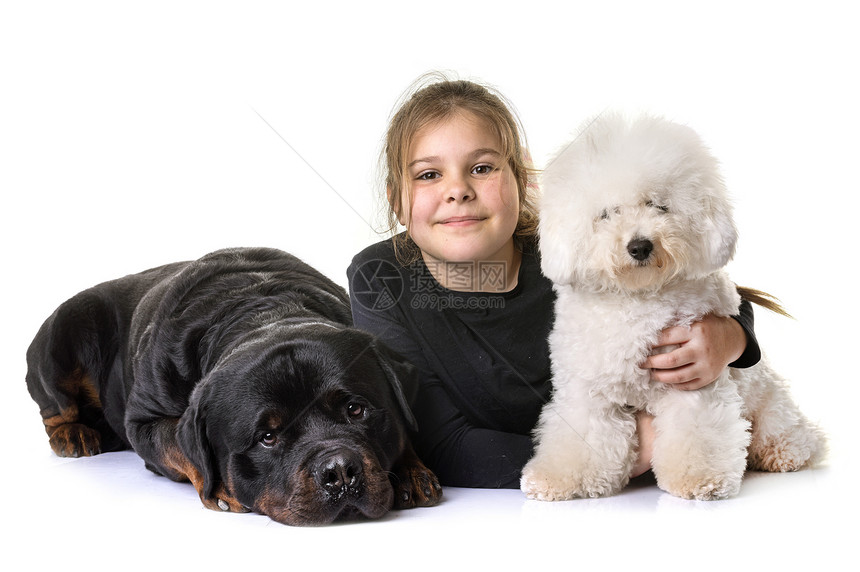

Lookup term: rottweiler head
[176,326,418,525]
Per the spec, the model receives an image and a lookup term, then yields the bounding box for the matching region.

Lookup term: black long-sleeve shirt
[347,235,760,488]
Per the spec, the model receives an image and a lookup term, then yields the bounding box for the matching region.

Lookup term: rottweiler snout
[315,449,365,499]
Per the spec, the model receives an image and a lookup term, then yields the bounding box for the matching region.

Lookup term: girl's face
[402,111,520,266]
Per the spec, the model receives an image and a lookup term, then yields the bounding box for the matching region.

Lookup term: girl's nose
[445,174,475,202]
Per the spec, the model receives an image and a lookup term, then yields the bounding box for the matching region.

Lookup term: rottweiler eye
[260,432,278,448]
[346,402,365,420]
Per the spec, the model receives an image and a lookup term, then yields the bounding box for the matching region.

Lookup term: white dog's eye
[597,207,621,222]
[646,200,669,213]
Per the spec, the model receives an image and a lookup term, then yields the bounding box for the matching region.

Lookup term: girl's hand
[641,314,747,391]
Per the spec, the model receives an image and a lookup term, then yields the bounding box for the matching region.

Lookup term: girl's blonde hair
[380,72,539,265]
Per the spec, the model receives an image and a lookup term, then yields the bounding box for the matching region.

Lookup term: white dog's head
[539,113,737,293]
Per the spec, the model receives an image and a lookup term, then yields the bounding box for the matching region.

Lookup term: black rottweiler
[25,247,441,525]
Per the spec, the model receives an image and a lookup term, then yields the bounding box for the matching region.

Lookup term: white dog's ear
[537,123,599,286]
[538,215,578,285]
[701,197,738,270]
[537,147,590,286]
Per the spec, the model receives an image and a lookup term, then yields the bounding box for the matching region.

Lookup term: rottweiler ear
[176,382,219,500]
[373,341,419,433]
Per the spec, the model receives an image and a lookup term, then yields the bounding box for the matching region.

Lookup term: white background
[1,1,856,570]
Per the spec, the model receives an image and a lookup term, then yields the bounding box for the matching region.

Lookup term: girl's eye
[260,432,278,448]
[346,402,365,420]
[472,164,495,175]
[416,171,439,181]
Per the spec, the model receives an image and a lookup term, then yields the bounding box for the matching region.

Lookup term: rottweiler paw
[201,484,251,514]
[48,423,102,457]
[391,457,442,509]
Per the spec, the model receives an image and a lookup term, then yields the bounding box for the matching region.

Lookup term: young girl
[347,74,759,489]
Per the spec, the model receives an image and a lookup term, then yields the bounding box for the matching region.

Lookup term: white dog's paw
[520,465,576,501]
[521,462,624,501]
[656,468,743,501]
[748,424,827,472]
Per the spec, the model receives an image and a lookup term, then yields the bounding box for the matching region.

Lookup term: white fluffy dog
[521,113,825,501]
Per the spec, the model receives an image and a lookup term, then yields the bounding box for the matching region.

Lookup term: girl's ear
[388,186,409,227]
[385,187,400,226]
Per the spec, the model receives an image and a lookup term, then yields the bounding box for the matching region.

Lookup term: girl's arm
[643,300,760,390]
[411,377,532,488]
[348,280,532,489]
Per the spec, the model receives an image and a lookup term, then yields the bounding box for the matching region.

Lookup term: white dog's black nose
[627,238,653,261]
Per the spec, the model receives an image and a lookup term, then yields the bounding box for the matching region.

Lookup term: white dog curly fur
[521,113,825,501]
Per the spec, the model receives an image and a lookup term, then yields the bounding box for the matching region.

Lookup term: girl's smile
[439,215,486,226]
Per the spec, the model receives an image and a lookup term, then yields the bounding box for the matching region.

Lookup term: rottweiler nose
[315,450,364,498]
[627,238,654,261]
